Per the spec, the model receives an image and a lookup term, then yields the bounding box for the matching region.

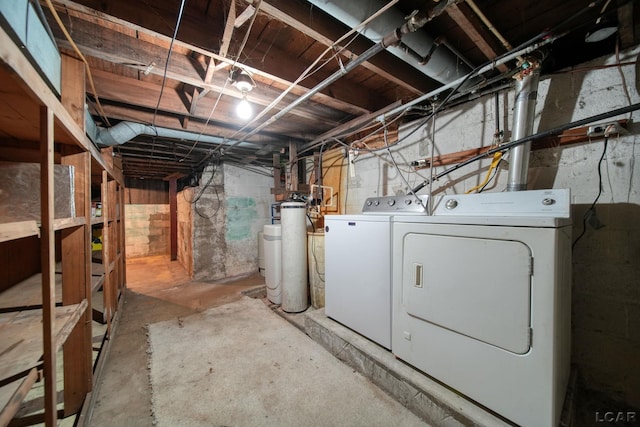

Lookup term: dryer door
[402,233,532,354]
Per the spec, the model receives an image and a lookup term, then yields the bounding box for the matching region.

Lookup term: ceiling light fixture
[236,94,253,120]
[231,69,256,120]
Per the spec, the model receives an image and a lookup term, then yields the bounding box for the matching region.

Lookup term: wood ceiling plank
[246,0,435,96]
[220,0,237,58]
[446,4,508,72]
[50,16,354,126]
[49,0,372,116]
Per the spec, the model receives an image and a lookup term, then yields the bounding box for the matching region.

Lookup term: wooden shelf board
[91,217,104,226]
[0,221,39,243]
[0,273,62,311]
[0,262,102,311]
[52,216,86,231]
[0,301,87,382]
[0,367,38,426]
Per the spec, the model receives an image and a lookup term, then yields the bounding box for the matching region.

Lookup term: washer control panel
[362,195,429,214]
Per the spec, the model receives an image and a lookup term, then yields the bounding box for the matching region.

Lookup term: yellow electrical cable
[465,152,503,194]
[44,0,111,126]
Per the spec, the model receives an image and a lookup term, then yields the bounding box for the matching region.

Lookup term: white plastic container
[280,202,308,313]
[258,230,265,277]
[263,224,282,304]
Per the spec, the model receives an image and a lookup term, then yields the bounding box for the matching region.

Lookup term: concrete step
[302,308,512,427]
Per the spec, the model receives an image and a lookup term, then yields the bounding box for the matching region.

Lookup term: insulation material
[0,162,75,223]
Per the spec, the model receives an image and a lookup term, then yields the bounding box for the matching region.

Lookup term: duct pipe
[306,0,470,84]
[94,121,270,150]
[507,58,541,191]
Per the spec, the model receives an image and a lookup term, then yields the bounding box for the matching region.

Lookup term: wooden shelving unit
[0,18,125,427]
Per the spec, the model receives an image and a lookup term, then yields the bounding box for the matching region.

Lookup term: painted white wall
[335,46,640,407]
[223,164,275,278]
[343,46,639,211]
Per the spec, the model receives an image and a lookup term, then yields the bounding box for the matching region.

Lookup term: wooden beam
[446,4,508,73]
[60,54,86,132]
[245,0,431,96]
[49,3,370,115]
[220,0,237,58]
[40,105,57,427]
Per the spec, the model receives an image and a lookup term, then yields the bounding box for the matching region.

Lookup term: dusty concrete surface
[89,255,265,426]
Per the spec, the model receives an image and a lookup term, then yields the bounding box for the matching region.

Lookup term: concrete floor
[89,256,267,426]
[88,256,430,427]
[86,255,612,427]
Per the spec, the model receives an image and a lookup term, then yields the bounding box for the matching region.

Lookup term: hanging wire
[205,0,401,160]
[151,0,187,128]
[572,137,608,249]
[177,0,262,163]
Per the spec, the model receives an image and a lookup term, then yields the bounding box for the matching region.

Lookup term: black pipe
[410,102,640,194]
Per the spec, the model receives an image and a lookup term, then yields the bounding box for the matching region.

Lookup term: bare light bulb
[236,96,252,120]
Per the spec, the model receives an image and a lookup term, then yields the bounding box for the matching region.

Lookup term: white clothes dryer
[392,189,572,427]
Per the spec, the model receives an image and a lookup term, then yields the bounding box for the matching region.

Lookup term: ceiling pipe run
[507,55,542,191]
[207,1,460,163]
[306,0,471,85]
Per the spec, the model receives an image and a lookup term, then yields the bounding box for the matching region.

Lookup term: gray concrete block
[304,309,510,427]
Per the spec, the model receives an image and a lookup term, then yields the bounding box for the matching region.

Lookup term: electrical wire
[151,0,187,128]
[572,137,608,249]
[411,102,640,194]
[204,0,401,161]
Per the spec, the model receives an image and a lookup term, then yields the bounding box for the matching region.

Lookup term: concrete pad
[148,297,428,427]
[305,309,511,427]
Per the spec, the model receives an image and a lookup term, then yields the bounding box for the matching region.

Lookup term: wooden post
[169,178,178,261]
[60,54,86,132]
[40,105,57,426]
[62,152,92,415]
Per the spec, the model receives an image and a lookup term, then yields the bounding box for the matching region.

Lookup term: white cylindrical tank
[307,231,325,308]
[257,230,265,277]
[263,224,282,304]
[280,202,308,313]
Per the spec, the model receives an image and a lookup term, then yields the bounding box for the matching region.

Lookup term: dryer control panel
[433,189,570,217]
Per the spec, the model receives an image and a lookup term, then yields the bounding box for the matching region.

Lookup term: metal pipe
[376,33,561,124]
[306,0,470,84]
[507,59,541,191]
[410,101,640,194]
[209,4,448,163]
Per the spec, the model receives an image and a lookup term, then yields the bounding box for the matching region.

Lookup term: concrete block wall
[124,204,170,258]
[191,163,227,281]
[223,164,274,278]
[185,163,273,281]
[334,47,640,408]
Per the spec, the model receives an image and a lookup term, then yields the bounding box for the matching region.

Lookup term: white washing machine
[324,194,428,349]
[392,189,572,427]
